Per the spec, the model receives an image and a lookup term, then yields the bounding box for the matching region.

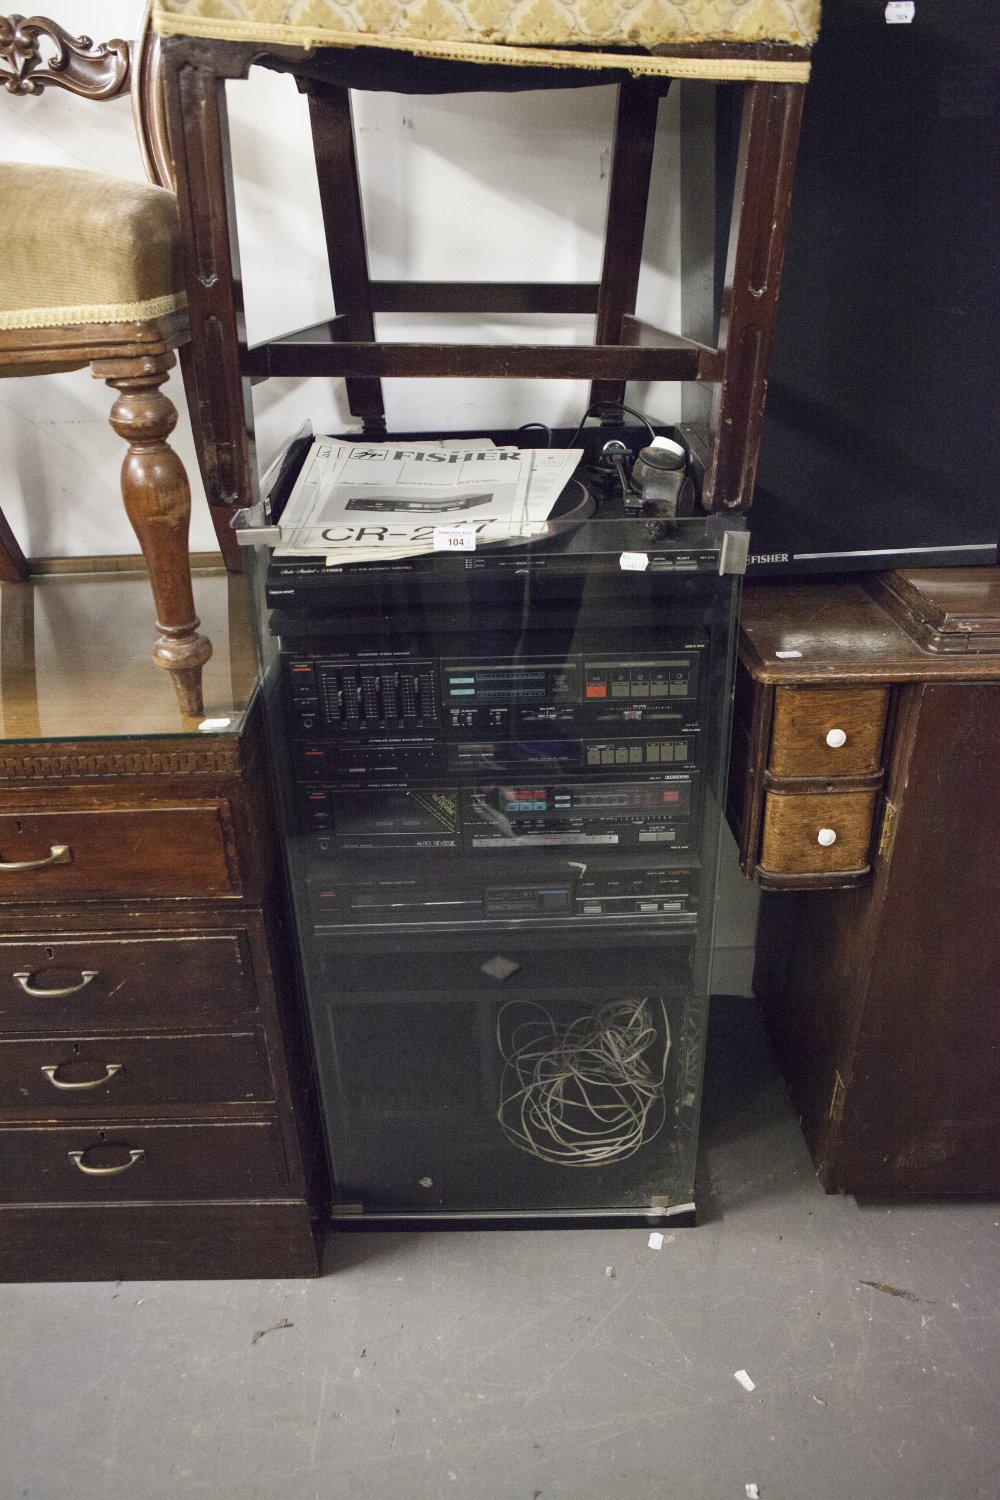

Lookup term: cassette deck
[303,778,694,853]
[308,852,700,932]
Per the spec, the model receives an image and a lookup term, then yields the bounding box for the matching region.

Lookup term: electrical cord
[496,997,671,1168]
[516,422,554,448]
[564,401,658,451]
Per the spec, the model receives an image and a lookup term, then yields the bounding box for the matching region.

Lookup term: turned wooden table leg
[95,350,212,716]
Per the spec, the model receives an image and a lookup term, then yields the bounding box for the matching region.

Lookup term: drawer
[0,1120,290,1202]
[769,687,889,778]
[0,802,239,902]
[0,933,258,1034]
[0,1032,271,1112]
[760,790,878,875]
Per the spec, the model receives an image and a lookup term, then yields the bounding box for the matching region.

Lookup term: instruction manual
[273,438,583,564]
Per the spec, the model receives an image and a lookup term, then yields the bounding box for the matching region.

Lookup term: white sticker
[648,1231,664,1250]
[620,552,650,572]
[734,1369,756,1392]
[885,1,914,21]
[775,649,803,659]
[433,524,476,552]
[198,717,232,732]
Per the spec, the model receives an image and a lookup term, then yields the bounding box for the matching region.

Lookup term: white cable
[495,997,671,1167]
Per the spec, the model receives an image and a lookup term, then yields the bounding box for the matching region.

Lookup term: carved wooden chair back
[130,10,172,190]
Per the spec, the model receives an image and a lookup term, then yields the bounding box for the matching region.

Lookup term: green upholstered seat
[0,163,186,333]
[151,0,819,80]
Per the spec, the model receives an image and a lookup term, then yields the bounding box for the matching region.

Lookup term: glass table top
[0,568,257,744]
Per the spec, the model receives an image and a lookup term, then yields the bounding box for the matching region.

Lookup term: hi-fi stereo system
[280,634,706,933]
[243,431,747,1222]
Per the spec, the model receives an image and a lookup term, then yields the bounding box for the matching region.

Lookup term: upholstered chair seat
[151,0,820,66]
[0,163,186,338]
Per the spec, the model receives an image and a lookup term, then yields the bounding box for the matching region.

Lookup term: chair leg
[701,81,806,512]
[160,50,258,576]
[590,79,664,411]
[308,85,386,434]
[0,580,40,738]
[100,354,213,717]
[176,342,246,576]
[0,508,30,583]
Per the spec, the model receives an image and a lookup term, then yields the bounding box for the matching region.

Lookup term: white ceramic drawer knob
[825,728,848,748]
[817,827,838,847]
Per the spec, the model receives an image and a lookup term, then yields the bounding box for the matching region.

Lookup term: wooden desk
[0,570,322,1279]
[729,572,1000,1196]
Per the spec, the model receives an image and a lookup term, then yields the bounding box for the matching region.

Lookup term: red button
[586,683,607,699]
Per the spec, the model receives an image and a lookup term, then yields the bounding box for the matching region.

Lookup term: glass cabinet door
[240,440,744,1227]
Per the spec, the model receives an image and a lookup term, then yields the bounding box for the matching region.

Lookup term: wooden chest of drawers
[0,572,321,1279]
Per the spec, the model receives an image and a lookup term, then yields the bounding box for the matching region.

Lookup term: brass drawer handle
[14,970,100,999]
[0,844,72,872]
[68,1148,145,1177]
[42,1063,123,1091]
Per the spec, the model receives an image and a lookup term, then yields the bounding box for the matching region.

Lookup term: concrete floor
[2,997,996,1500]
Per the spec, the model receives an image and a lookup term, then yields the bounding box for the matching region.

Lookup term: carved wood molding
[0,13,129,98]
[0,314,189,371]
[161,34,298,82]
[0,745,241,779]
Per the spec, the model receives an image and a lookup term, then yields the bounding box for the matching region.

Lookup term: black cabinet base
[328,1203,698,1231]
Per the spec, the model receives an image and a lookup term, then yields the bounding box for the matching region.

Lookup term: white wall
[0,0,757,987]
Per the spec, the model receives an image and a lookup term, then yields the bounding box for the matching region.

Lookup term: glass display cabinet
[238,429,747,1227]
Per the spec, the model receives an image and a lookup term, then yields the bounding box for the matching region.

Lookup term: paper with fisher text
[273,438,582,564]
